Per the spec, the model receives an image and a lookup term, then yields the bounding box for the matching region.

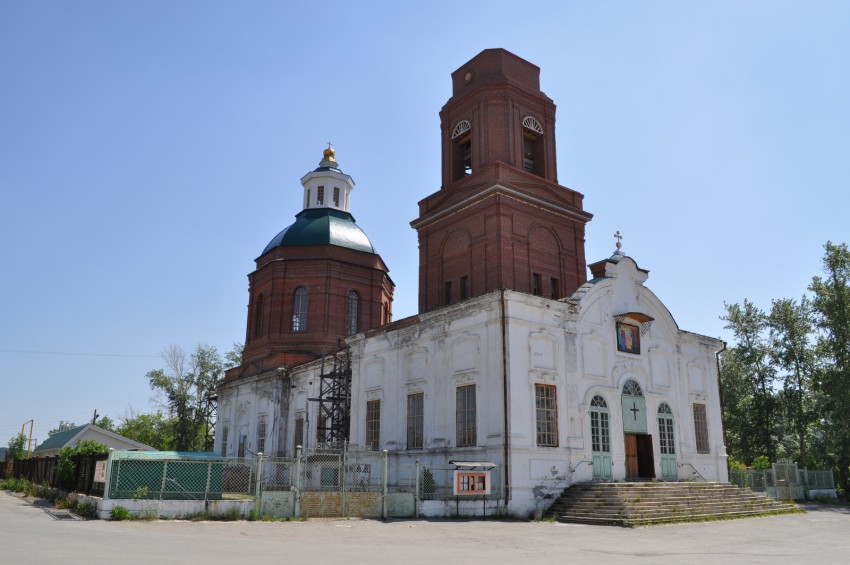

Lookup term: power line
[0,349,160,358]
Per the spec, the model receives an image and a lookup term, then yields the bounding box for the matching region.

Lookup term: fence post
[160,460,168,500]
[414,459,420,518]
[382,450,388,520]
[255,452,265,516]
[204,460,212,504]
[341,443,347,518]
[102,449,115,500]
[294,445,302,519]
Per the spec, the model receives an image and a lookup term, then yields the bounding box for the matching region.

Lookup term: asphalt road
[2,491,849,564]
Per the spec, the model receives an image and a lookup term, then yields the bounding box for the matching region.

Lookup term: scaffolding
[309,348,352,448]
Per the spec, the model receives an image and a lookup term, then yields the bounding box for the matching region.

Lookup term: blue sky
[1,1,848,447]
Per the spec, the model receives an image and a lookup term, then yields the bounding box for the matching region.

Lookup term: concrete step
[546,482,798,526]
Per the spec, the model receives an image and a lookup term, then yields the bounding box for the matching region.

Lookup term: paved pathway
[1,491,848,564]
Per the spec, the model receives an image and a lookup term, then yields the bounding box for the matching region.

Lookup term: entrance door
[625,434,639,477]
[658,403,677,480]
[625,433,655,479]
[590,395,612,480]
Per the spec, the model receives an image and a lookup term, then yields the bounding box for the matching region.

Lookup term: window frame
[292,287,308,332]
[346,290,360,335]
[693,403,710,454]
[535,384,559,447]
[256,414,267,455]
[456,385,477,447]
[366,399,381,451]
[407,392,424,450]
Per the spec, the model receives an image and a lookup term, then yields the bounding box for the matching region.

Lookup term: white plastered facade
[216,252,728,516]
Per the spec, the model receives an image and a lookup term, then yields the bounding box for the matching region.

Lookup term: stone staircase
[546,482,799,526]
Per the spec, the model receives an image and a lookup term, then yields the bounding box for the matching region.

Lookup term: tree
[721,299,778,462]
[7,433,26,460]
[809,241,850,495]
[95,416,116,432]
[147,344,227,451]
[115,409,175,451]
[767,297,816,464]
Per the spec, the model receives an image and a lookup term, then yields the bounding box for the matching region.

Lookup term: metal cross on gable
[614,230,623,250]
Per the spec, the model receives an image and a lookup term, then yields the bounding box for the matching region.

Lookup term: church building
[216,49,728,516]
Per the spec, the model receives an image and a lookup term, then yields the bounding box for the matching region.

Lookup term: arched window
[622,379,643,396]
[292,287,308,332]
[451,120,472,180]
[522,116,544,176]
[253,293,265,338]
[346,290,359,335]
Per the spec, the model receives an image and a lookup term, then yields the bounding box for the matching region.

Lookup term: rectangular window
[317,185,324,205]
[366,399,381,450]
[454,471,489,495]
[333,186,340,206]
[535,384,558,447]
[456,385,477,447]
[460,276,469,300]
[532,273,542,296]
[294,417,304,452]
[693,403,710,453]
[407,393,424,449]
[444,281,453,305]
[220,425,229,457]
[256,414,267,455]
[550,278,559,299]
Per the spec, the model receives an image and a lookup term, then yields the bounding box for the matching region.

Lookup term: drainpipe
[500,290,511,503]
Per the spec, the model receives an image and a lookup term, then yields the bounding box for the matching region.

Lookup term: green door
[590,396,612,480]
[658,403,677,480]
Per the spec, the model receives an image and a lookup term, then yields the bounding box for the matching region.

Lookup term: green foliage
[147,344,228,451]
[7,432,27,460]
[115,410,175,451]
[56,440,109,488]
[751,456,771,470]
[110,506,131,520]
[95,416,116,432]
[132,486,150,500]
[727,458,747,471]
[721,241,850,499]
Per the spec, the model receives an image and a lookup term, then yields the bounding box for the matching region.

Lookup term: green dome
[262,208,376,255]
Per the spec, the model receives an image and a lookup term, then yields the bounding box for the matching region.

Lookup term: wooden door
[625,434,639,477]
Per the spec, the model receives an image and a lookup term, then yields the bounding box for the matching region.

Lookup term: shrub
[74,500,97,518]
[751,456,771,470]
[110,506,131,520]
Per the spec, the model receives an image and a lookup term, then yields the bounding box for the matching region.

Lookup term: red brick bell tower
[411,49,592,313]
